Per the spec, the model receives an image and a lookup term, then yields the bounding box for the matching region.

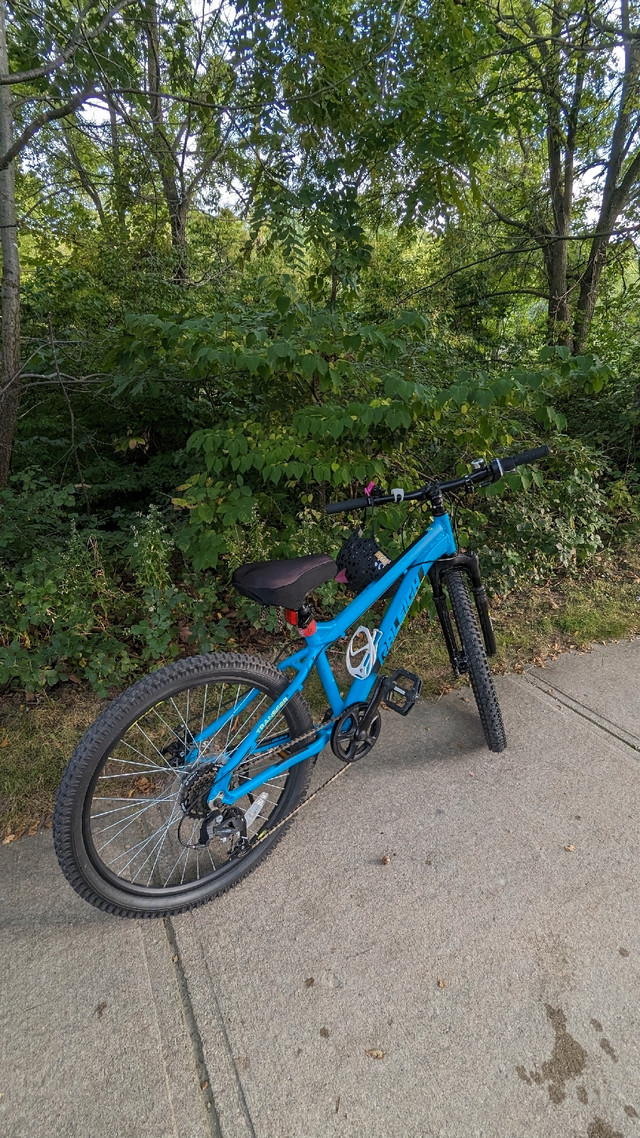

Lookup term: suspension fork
[428,552,496,676]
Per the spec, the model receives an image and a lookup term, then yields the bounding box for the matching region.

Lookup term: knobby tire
[444,570,507,753]
[53,653,314,919]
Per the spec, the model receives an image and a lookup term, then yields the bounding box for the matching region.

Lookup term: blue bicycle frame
[193,512,457,808]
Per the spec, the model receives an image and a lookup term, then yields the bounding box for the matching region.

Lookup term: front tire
[54,653,315,918]
[444,570,507,753]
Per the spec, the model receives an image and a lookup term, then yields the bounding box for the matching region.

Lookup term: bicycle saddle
[232,553,338,610]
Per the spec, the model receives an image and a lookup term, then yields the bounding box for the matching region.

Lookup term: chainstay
[227,710,368,852]
[237,719,332,768]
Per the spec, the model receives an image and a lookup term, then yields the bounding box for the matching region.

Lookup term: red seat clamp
[299,620,317,637]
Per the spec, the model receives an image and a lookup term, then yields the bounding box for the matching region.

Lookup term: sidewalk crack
[523,673,640,759]
[164,917,224,1138]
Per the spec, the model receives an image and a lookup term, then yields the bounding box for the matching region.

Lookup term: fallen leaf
[201,1080,209,1091]
[437,978,447,988]
[95,1001,107,1018]
[564,845,576,852]
[380,854,391,865]
[304,977,314,988]
[365,1049,385,1059]
[172,954,179,963]
[2,834,16,844]
[0,737,8,748]
[320,1027,329,1038]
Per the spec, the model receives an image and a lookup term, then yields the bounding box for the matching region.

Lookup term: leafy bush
[0,506,228,694]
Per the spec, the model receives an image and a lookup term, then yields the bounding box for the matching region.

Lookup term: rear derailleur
[178,765,247,850]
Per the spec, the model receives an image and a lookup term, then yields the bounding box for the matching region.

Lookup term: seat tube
[314,650,343,715]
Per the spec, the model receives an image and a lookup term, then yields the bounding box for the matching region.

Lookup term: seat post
[284,603,317,637]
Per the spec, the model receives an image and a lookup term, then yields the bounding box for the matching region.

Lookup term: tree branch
[0,0,136,85]
[0,88,95,169]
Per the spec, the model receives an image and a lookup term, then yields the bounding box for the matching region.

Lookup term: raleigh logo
[376,568,423,666]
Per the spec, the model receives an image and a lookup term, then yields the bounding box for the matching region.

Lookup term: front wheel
[444,570,507,753]
[54,653,315,918]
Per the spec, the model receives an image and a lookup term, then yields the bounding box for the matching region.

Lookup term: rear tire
[444,570,506,753]
[53,653,315,918]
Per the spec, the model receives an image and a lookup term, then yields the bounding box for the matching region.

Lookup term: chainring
[330,702,382,763]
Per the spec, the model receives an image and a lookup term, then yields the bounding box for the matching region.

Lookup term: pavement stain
[516,1004,587,1104]
[624,1106,639,1120]
[586,1119,623,1138]
[599,1038,619,1063]
[590,1017,619,1063]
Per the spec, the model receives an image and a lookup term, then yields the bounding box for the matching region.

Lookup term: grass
[2,548,639,843]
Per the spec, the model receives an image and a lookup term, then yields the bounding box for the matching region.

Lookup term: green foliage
[115,300,610,575]
[0,502,229,695]
[3,1,640,696]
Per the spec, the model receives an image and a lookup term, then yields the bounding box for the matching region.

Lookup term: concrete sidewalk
[1,640,639,1138]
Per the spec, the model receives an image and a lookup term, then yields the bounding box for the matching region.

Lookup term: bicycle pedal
[381,669,422,716]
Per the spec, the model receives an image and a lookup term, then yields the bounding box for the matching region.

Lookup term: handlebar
[324,445,549,515]
[498,446,549,472]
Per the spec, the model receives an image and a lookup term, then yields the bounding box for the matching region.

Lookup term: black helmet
[336,527,392,594]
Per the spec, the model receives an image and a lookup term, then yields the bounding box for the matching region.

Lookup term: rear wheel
[54,653,315,918]
[444,570,506,753]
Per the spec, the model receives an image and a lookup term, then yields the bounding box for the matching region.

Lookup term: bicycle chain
[207,712,353,854]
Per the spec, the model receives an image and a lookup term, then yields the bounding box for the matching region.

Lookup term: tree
[0,0,135,487]
[483,0,640,351]
[229,0,501,302]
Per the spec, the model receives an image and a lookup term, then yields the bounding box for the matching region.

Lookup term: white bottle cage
[346,625,383,680]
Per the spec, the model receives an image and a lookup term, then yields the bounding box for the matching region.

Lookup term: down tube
[346,523,456,705]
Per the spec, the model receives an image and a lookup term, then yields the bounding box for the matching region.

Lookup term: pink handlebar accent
[364,480,376,497]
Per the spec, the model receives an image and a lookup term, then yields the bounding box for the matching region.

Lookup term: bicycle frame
[196,512,457,807]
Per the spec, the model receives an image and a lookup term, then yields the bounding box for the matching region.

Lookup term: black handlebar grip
[501,445,550,472]
[325,496,369,514]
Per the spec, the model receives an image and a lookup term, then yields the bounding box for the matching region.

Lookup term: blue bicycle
[54,446,548,917]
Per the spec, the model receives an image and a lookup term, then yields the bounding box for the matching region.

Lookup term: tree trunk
[146,2,188,283]
[572,4,640,352]
[543,3,572,346]
[572,234,609,355]
[0,0,20,489]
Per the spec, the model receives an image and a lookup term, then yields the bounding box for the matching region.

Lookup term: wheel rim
[82,676,301,896]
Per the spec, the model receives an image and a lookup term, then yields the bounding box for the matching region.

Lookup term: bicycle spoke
[80,670,308,898]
